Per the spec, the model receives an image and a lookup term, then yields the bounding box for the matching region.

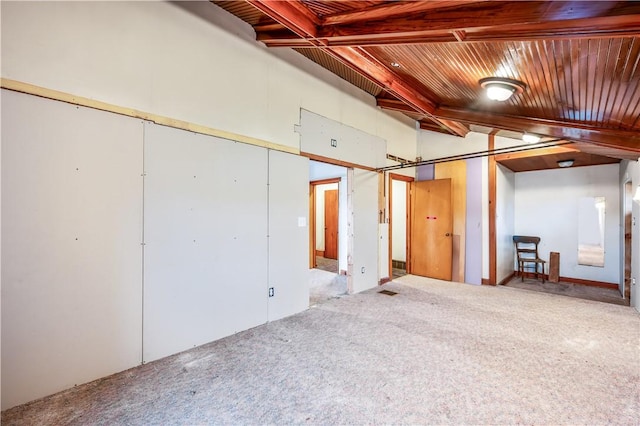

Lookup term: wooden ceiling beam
[435,106,640,153]
[320,2,640,38]
[327,46,467,136]
[257,18,640,47]
[378,99,640,154]
[246,0,319,40]
[494,145,580,162]
[321,1,485,26]
[255,1,640,47]
[376,98,468,136]
[376,98,419,114]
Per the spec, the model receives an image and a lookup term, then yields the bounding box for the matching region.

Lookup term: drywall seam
[0,78,298,155]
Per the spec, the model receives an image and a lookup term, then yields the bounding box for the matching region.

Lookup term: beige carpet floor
[3,275,639,425]
[309,268,347,306]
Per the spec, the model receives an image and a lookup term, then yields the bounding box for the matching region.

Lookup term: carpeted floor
[3,275,639,425]
[309,268,347,306]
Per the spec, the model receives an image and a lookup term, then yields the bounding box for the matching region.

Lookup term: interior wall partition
[1,90,144,409]
[1,90,310,409]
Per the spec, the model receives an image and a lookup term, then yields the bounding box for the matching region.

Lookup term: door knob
[445,233,451,236]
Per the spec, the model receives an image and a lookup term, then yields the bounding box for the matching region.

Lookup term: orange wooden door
[410,179,453,280]
[324,189,338,259]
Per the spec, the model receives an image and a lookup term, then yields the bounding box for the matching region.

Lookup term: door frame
[309,177,341,269]
[389,173,414,276]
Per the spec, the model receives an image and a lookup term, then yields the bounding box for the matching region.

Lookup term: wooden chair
[513,236,546,283]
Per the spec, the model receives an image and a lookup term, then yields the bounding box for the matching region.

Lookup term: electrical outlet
[330,138,337,147]
[268,287,275,297]
[361,267,365,274]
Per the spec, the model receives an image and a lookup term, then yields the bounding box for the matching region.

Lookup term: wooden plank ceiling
[212,1,640,171]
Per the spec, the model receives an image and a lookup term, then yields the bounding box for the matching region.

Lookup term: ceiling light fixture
[557,159,574,168]
[522,133,541,144]
[390,62,400,68]
[479,77,526,101]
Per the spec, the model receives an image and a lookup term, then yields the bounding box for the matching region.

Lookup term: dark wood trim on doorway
[309,177,342,270]
[487,134,497,285]
[311,177,341,186]
[309,183,316,268]
[301,151,376,172]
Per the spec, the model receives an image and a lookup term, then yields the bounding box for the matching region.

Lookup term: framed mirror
[577,196,605,267]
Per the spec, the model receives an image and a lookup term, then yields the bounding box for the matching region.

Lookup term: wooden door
[410,179,453,280]
[324,189,338,259]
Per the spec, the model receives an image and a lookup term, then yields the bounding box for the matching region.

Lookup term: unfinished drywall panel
[300,109,386,169]
[268,151,309,321]
[1,90,143,410]
[352,169,380,293]
[379,223,389,280]
[143,123,268,363]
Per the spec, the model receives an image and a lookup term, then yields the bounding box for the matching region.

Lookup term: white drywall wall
[496,164,516,283]
[1,1,415,153]
[391,179,407,261]
[315,183,339,252]
[143,123,269,362]
[300,109,387,169]
[515,164,620,284]
[352,170,380,293]
[1,90,143,410]
[379,223,390,279]
[0,0,424,407]
[268,151,310,321]
[418,130,490,160]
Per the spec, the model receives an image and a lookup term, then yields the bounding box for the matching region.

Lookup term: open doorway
[311,179,340,272]
[309,161,348,305]
[389,173,413,279]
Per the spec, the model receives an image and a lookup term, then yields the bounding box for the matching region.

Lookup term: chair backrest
[513,235,541,260]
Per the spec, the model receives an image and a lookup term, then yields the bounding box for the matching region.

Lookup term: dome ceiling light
[557,159,575,168]
[479,77,527,101]
[522,133,541,144]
